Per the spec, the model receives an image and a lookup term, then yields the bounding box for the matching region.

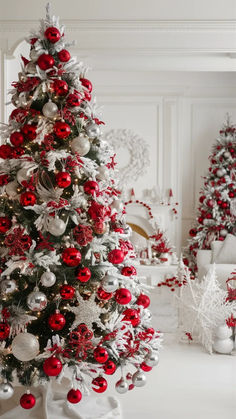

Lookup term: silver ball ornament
[220,229,228,237]
[12,333,39,361]
[96,166,109,181]
[41,271,56,287]
[145,351,159,367]
[224,151,231,158]
[85,122,100,139]
[18,95,29,108]
[71,136,90,156]
[25,62,37,74]
[115,378,129,394]
[0,382,14,400]
[11,94,20,107]
[0,279,17,294]
[29,49,39,62]
[132,370,146,387]
[102,275,119,293]
[47,217,66,236]
[27,290,47,311]
[42,101,58,119]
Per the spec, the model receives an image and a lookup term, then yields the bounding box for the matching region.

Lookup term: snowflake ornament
[67,292,107,331]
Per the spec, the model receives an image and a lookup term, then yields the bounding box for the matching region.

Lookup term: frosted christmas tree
[0,6,161,409]
[185,118,236,275]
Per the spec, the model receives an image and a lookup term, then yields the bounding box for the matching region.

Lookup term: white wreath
[103,129,150,190]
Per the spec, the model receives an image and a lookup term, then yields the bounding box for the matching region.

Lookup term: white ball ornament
[85,122,100,139]
[102,275,119,293]
[71,136,90,156]
[215,324,232,340]
[219,229,228,237]
[47,217,66,236]
[213,338,234,354]
[216,169,224,177]
[42,101,58,119]
[0,279,17,294]
[41,271,56,287]
[27,289,47,311]
[132,370,146,387]
[12,333,39,361]
[224,151,231,159]
[145,351,159,367]
[111,199,123,212]
[115,378,129,394]
[0,382,14,400]
[96,166,109,181]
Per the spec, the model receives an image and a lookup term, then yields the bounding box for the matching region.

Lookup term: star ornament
[67,292,107,332]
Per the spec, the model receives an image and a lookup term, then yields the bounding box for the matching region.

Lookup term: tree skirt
[0,378,122,419]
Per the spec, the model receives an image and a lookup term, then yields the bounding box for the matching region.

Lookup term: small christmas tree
[0,6,161,409]
[185,117,236,274]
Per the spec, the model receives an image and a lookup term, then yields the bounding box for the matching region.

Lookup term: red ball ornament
[80,78,93,93]
[115,288,132,305]
[67,389,82,404]
[221,202,228,209]
[207,199,214,208]
[76,267,91,282]
[37,54,55,70]
[62,247,81,267]
[44,27,61,43]
[84,180,99,196]
[121,266,137,277]
[67,93,82,107]
[140,362,152,372]
[113,227,124,233]
[136,294,150,309]
[10,132,24,146]
[52,80,69,96]
[229,191,235,198]
[43,356,62,376]
[20,191,36,207]
[94,346,109,364]
[198,217,204,224]
[189,228,197,237]
[83,91,91,102]
[0,174,9,186]
[122,308,140,327]
[55,171,71,188]
[48,311,66,331]
[108,249,125,265]
[54,122,71,139]
[0,322,10,340]
[92,376,107,393]
[103,360,116,375]
[0,217,12,234]
[97,287,113,301]
[21,124,37,141]
[20,392,36,410]
[58,49,71,62]
[60,284,75,300]
[0,144,12,159]
[199,196,205,203]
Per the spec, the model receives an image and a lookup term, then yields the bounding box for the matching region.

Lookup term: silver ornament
[27,289,47,311]
[46,217,66,236]
[12,333,39,361]
[5,181,19,199]
[29,49,39,62]
[220,229,228,237]
[0,382,14,400]
[41,271,56,287]
[216,169,224,177]
[11,94,20,107]
[0,279,17,294]
[224,151,231,158]
[25,62,37,74]
[111,199,123,212]
[115,378,129,394]
[71,136,90,156]
[42,101,58,119]
[96,166,109,181]
[145,351,159,367]
[102,274,119,293]
[18,94,29,108]
[132,370,146,387]
[85,122,100,139]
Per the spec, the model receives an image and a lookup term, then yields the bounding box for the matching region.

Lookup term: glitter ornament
[84,180,99,196]
[10,132,24,146]
[55,171,71,188]
[47,216,66,236]
[48,310,66,331]
[0,216,12,234]
[80,78,93,92]
[53,121,71,139]
[58,49,71,62]
[103,360,116,375]
[122,308,140,327]
[67,389,82,404]
[115,288,132,305]
[52,79,69,96]
[71,135,90,156]
[101,274,119,293]
[42,101,58,118]
[41,271,56,287]
[76,267,91,282]
[136,294,150,308]
[37,53,55,70]
[0,322,10,340]
[0,144,12,159]
[92,376,107,393]
[44,26,61,43]
[93,220,107,235]
[132,370,146,387]
[27,289,47,311]
[93,346,109,363]
[96,166,109,181]
[62,247,81,266]
[85,122,100,139]
[115,378,129,394]
[12,333,39,361]
[21,124,37,140]
[1,279,17,294]
[108,249,125,264]
[20,392,36,409]
[73,224,93,246]
[121,266,137,276]
[20,191,37,206]
[0,382,14,400]
[43,356,62,376]
[60,284,75,299]
[145,351,159,367]
[97,287,113,301]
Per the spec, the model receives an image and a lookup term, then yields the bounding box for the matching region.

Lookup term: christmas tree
[185,118,236,275]
[0,6,161,409]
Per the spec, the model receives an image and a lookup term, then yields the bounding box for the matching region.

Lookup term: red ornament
[20,191,36,206]
[93,346,109,364]
[83,91,91,102]
[48,311,66,331]
[229,191,235,198]
[189,228,197,237]
[43,356,62,376]
[0,322,10,340]
[93,220,106,234]
[97,287,113,301]
[67,389,82,404]
[0,174,9,186]
[103,360,116,375]
[58,49,71,62]
[199,195,205,203]
[20,392,36,410]
[88,201,111,221]
[60,284,75,300]
[52,80,69,96]
[0,145,12,159]
[76,267,91,282]
[67,93,82,107]
[11,146,25,159]
[122,308,140,326]
[207,199,214,208]
[55,171,71,188]
[136,294,150,309]
[140,362,152,372]
[221,202,228,209]
[4,227,32,255]
[10,132,24,146]
[84,180,99,196]
[44,27,61,43]
[54,121,71,139]
[0,217,12,234]
[113,227,124,233]
[92,376,107,393]
[198,217,204,224]
[21,124,37,141]
[80,78,93,93]
[73,224,93,246]
[115,288,132,305]
[62,247,82,266]
[37,54,55,70]
[121,266,137,277]
[108,249,125,264]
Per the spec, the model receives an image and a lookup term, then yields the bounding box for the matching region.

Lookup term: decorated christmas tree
[0,6,161,409]
[185,117,236,274]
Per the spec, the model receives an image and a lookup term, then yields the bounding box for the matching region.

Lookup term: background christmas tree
[0,5,161,409]
[184,117,236,275]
